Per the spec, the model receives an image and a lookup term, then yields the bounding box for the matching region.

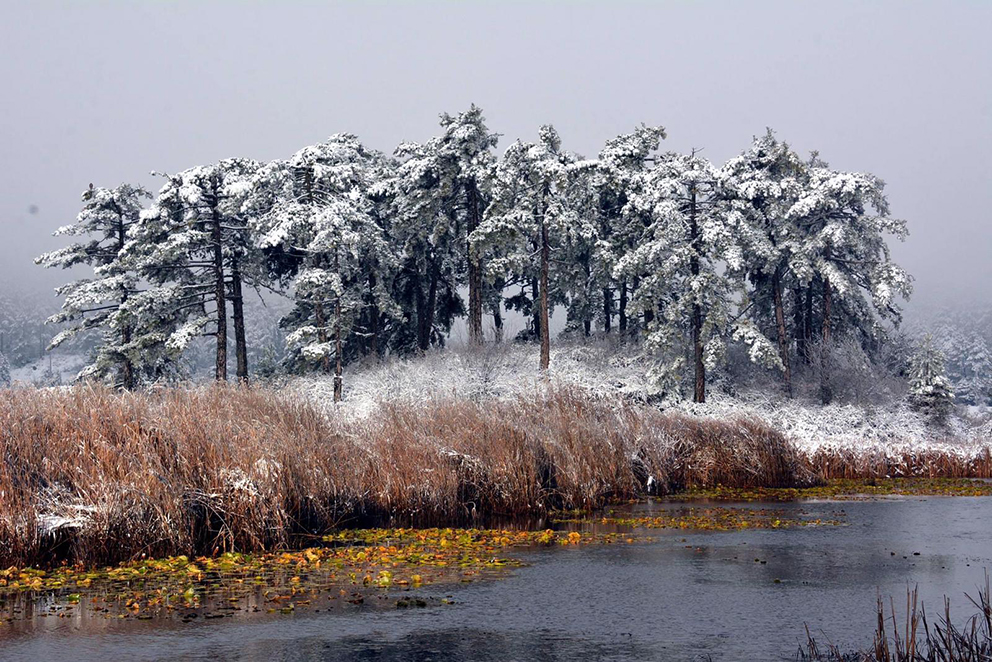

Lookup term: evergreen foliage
[908,334,955,423]
[37,109,913,401]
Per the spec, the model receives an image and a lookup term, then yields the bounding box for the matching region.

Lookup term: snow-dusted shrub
[793,337,906,406]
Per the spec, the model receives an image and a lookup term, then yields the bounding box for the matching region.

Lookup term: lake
[2,496,990,661]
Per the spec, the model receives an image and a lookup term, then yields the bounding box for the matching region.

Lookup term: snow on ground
[10,352,88,387]
[673,391,991,460]
[288,340,992,461]
[289,340,656,419]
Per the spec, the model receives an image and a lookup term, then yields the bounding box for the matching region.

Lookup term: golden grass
[0,384,809,567]
[809,447,992,481]
[2,385,986,569]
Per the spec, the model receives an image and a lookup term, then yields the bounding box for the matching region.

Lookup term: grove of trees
[38,107,914,403]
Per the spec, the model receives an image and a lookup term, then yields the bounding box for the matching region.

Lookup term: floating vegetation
[322,527,603,550]
[0,527,629,624]
[560,506,845,531]
[671,478,992,502]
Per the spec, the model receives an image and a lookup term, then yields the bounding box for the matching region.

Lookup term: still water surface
[2,497,990,661]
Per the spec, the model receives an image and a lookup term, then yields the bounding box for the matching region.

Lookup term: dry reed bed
[809,447,992,481]
[1,385,988,569]
[0,385,808,568]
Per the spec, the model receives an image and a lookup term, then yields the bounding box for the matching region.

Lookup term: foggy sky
[2,0,990,310]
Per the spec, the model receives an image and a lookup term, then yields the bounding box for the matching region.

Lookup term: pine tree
[391,132,469,352]
[617,151,732,402]
[128,159,262,382]
[945,331,992,406]
[557,162,601,337]
[387,108,500,348]
[589,125,667,336]
[475,125,592,370]
[0,293,55,368]
[720,130,807,396]
[436,106,499,344]
[35,183,150,388]
[252,134,398,400]
[908,334,954,423]
[786,154,913,403]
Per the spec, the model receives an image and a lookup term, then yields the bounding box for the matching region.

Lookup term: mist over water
[1,1,990,310]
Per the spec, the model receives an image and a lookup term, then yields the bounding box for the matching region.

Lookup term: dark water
[1,497,990,661]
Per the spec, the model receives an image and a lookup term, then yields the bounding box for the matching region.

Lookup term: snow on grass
[672,391,990,460]
[287,339,992,461]
[289,339,656,419]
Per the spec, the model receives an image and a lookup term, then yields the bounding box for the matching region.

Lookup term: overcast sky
[2,0,990,310]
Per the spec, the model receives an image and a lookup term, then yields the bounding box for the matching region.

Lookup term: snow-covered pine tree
[0,293,54,368]
[556,161,601,337]
[252,134,398,400]
[908,333,954,423]
[616,151,733,402]
[127,158,261,382]
[390,144,459,352]
[937,327,992,406]
[474,125,593,370]
[433,106,499,343]
[390,109,498,350]
[35,183,150,388]
[786,154,913,403]
[957,333,992,406]
[588,125,667,336]
[719,130,807,396]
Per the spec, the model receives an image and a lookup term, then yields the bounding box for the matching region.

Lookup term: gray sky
[2,0,990,309]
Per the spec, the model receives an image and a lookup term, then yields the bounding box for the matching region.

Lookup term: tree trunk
[530,277,541,340]
[634,276,651,329]
[115,213,135,390]
[794,286,806,364]
[772,267,791,397]
[491,299,503,343]
[820,270,833,405]
[619,279,628,333]
[231,255,248,382]
[368,271,380,358]
[212,207,227,381]
[315,301,331,374]
[121,322,134,390]
[466,182,484,344]
[602,287,612,333]
[539,212,551,371]
[822,277,832,345]
[414,268,426,351]
[333,249,343,402]
[418,257,439,352]
[689,187,705,403]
